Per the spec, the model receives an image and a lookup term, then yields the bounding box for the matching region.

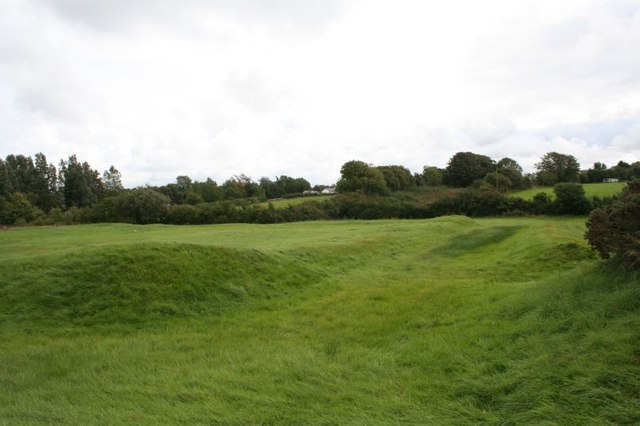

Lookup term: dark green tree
[585,180,640,268]
[1,192,41,224]
[497,157,524,189]
[422,166,443,186]
[376,166,414,191]
[443,152,495,187]
[586,162,610,183]
[158,176,194,204]
[259,177,282,199]
[0,159,13,197]
[260,176,312,198]
[193,178,222,203]
[336,161,389,195]
[176,175,192,193]
[185,190,204,205]
[222,174,264,200]
[553,182,591,215]
[4,154,34,193]
[277,175,311,195]
[32,153,59,212]
[117,188,170,224]
[59,155,103,208]
[103,165,124,196]
[483,172,512,192]
[535,152,580,185]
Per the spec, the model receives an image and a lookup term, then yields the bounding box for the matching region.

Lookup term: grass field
[0,217,638,424]
[511,181,626,200]
[260,195,331,208]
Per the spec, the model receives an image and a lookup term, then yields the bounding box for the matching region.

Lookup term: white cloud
[0,0,639,187]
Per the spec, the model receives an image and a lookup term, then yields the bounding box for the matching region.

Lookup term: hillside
[511,181,626,200]
[0,218,638,424]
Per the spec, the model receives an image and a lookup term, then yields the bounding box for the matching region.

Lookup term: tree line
[0,150,638,226]
[337,151,639,195]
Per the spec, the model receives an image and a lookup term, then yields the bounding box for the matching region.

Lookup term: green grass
[260,195,331,208]
[511,181,626,200]
[0,217,638,424]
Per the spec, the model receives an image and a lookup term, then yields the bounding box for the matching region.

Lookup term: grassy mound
[0,244,320,328]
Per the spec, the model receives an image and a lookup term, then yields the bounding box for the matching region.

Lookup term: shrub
[118,188,170,224]
[553,183,592,215]
[585,180,640,269]
[167,204,198,224]
[1,192,43,224]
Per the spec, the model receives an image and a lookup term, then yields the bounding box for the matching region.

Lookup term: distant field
[0,217,638,424]
[511,181,626,200]
[261,194,332,208]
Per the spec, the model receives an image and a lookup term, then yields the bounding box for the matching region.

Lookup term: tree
[611,161,632,180]
[185,190,204,205]
[103,165,124,196]
[376,166,414,191]
[117,188,169,224]
[443,152,495,187]
[31,153,59,212]
[1,192,41,224]
[4,154,34,193]
[586,162,609,183]
[259,177,282,199]
[483,172,512,192]
[336,161,389,195]
[59,155,103,208]
[422,166,443,186]
[553,183,591,215]
[260,176,311,199]
[535,152,580,185]
[0,159,14,197]
[277,175,311,195]
[193,178,222,203]
[585,180,640,269]
[497,157,524,189]
[222,174,265,200]
[176,175,192,193]
[222,177,246,200]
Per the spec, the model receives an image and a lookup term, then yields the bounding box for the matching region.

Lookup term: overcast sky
[1,0,639,187]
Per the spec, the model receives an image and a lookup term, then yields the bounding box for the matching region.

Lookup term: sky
[1,0,639,187]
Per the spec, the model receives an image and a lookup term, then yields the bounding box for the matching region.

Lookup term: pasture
[510,181,625,200]
[0,217,638,424]
[261,195,331,208]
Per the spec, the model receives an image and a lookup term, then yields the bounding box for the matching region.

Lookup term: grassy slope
[511,181,626,200]
[0,218,638,424]
[260,195,330,208]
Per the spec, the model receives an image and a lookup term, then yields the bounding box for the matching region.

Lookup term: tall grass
[0,217,637,424]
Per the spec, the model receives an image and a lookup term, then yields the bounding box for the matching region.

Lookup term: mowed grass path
[0,218,638,424]
[511,181,625,200]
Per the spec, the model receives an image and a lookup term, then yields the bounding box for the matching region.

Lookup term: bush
[167,204,198,224]
[1,192,43,224]
[118,188,170,224]
[585,180,640,269]
[553,183,592,215]
[531,192,553,215]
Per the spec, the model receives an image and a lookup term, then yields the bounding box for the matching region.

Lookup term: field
[260,195,331,208]
[511,181,626,200]
[1,217,638,424]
